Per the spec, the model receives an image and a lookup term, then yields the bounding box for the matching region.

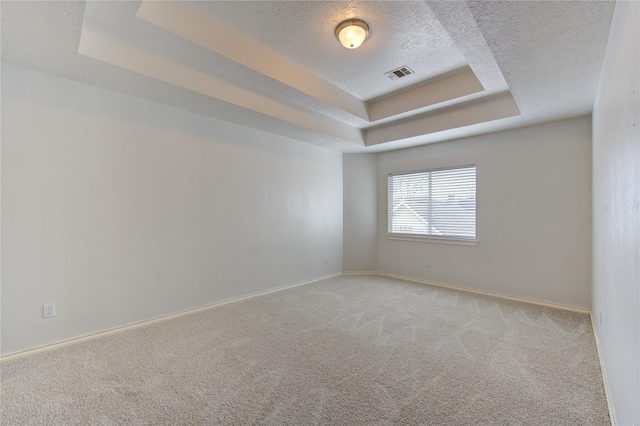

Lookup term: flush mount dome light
[335,19,369,49]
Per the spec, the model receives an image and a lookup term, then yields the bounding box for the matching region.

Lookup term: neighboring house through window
[388,165,476,241]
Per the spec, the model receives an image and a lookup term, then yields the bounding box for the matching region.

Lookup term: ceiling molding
[364,91,520,147]
[136,0,369,122]
[1,0,614,152]
[78,19,365,146]
[366,66,484,122]
[77,0,518,150]
[78,17,516,150]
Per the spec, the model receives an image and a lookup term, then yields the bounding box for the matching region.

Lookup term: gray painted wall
[378,118,592,309]
[592,1,640,424]
[343,117,593,309]
[343,154,378,273]
[1,63,344,355]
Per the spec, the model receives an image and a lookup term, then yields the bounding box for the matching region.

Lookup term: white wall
[1,63,343,355]
[375,117,593,309]
[592,1,640,424]
[343,154,377,272]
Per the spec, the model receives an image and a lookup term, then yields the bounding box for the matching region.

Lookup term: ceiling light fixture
[335,19,369,49]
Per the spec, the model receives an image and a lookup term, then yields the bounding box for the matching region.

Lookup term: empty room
[1,1,638,424]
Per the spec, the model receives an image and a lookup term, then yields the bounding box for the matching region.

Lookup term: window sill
[386,235,478,246]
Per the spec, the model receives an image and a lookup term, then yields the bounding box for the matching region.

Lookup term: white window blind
[388,165,476,240]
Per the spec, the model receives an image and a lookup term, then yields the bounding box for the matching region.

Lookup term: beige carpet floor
[1,275,609,425]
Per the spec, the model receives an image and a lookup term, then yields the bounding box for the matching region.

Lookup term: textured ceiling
[188,0,467,100]
[469,0,615,117]
[1,1,616,153]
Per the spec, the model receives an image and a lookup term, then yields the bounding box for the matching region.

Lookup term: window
[388,165,476,241]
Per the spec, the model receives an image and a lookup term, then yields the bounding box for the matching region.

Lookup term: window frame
[387,164,478,246]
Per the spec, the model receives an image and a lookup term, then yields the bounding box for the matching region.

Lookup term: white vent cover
[385,66,415,80]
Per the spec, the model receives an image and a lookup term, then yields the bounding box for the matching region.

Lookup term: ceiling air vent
[385,65,415,80]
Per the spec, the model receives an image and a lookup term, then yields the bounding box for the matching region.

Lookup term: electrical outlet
[325,256,329,265]
[423,259,430,268]
[43,303,56,318]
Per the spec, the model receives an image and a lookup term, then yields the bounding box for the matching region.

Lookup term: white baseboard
[1,273,341,362]
[590,314,616,426]
[342,271,380,276]
[1,271,590,361]
[370,272,591,314]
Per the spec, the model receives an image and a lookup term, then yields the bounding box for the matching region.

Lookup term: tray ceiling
[1,1,615,153]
